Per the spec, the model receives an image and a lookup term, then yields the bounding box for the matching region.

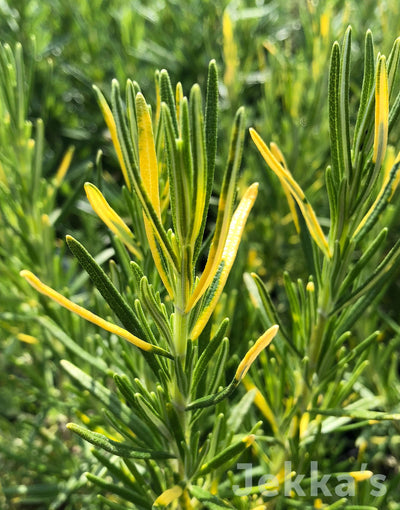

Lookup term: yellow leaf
[186,108,246,311]
[223,10,239,89]
[190,183,258,339]
[94,85,132,190]
[136,92,173,297]
[153,485,183,507]
[20,270,172,358]
[84,183,141,259]
[243,377,278,435]
[250,128,331,258]
[320,12,330,39]
[136,93,161,217]
[54,146,75,186]
[373,56,389,165]
[349,470,373,482]
[175,82,183,130]
[17,333,38,345]
[235,325,279,382]
[270,142,300,233]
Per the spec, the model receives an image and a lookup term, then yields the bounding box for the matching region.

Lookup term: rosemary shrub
[13,25,400,510]
[21,61,278,508]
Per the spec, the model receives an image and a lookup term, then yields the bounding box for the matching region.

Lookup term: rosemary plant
[0,40,108,508]
[8,15,400,509]
[20,61,278,508]
[244,27,400,507]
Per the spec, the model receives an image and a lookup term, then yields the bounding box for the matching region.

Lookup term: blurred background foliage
[1,0,400,508]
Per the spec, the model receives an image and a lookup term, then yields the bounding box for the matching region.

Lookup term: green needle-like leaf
[60,360,153,442]
[66,236,144,337]
[198,434,255,476]
[67,423,174,459]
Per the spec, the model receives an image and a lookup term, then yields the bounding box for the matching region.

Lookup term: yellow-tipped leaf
[349,470,373,482]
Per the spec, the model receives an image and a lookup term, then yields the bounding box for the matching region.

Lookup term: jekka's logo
[233,461,386,498]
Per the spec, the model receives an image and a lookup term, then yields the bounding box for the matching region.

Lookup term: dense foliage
[1,1,400,509]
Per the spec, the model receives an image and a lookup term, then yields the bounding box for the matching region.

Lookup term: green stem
[171,270,192,497]
[308,272,331,375]
[174,306,189,361]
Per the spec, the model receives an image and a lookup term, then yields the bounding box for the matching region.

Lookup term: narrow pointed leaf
[190,318,229,398]
[190,183,258,338]
[20,270,172,358]
[326,166,338,235]
[175,82,184,127]
[60,360,153,441]
[189,486,233,509]
[250,128,331,258]
[186,379,237,411]
[126,79,139,168]
[111,79,138,181]
[338,26,352,180]
[373,56,389,167]
[66,235,145,336]
[199,435,255,475]
[205,59,218,191]
[187,325,278,410]
[352,160,400,242]
[328,41,341,184]
[93,85,133,190]
[163,102,191,242]
[67,423,174,459]
[153,486,183,508]
[135,93,174,295]
[353,30,375,153]
[190,84,207,247]
[186,107,246,311]
[54,146,75,186]
[84,183,141,258]
[234,325,279,382]
[160,69,178,136]
[193,59,219,260]
[387,37,400,99]
[136,92,161,216]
